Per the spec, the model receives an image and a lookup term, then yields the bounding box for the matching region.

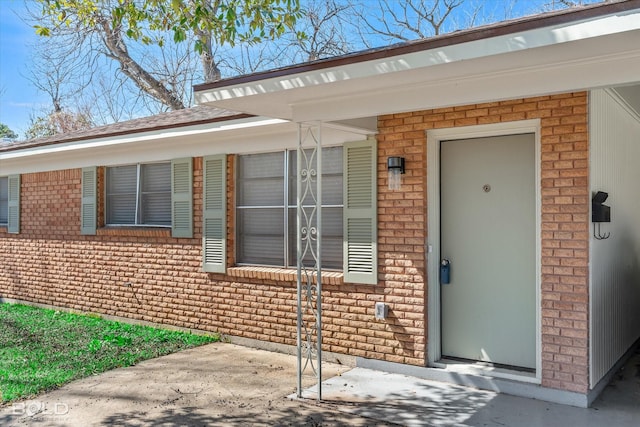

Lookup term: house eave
[0,116,285,175]
[194,2,640,122]
[0,116,375,176]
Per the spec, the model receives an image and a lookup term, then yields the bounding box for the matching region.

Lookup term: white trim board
[0,120,375,176]
[196,10,640,122]
[426,119,542,384]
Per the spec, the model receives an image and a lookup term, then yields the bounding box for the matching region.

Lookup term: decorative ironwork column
[296,122,322,400]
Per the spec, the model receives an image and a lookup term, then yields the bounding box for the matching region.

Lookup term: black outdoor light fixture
[387,156,405,190]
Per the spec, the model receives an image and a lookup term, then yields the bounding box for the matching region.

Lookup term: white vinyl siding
[590,89,640,387]
[106,163,171,227]
[236,147,344,269]
[0,176,7,225]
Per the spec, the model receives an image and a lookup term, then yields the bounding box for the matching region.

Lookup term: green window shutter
[81,167,97,235]
[7,174,20,234]
[202,155,226,273]
[171,158,193,238]
[343,139,378,284]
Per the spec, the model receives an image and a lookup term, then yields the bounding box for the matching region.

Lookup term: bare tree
[23,35,94,138]
[222,0,356,77]
[293,0,354,61]
[209,0,357,78]
[219,43,287,75]
[350,0,536,48]
[546,0,604,9]
[24,0,598,132]
[95,11,187,110]
[352,0,464,46]
[25,2,191,118]
[29,0,301,120]
[448,0,520,31]
[82,62,160,125]
[27,36,91,114]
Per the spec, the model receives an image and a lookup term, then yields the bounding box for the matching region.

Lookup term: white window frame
[105,162,172,227]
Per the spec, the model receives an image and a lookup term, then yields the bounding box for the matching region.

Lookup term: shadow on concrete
[98,404,395,427]
[3,343,640,427]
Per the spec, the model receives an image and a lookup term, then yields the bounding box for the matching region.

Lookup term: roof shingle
[1,106,248,153]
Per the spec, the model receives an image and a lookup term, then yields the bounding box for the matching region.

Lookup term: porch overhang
[194,1,640,122]
[0,117,372,176]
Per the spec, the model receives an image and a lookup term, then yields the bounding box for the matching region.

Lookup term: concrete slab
[0,343,391,426]
[299,347,640,427]
[2,341,639,426]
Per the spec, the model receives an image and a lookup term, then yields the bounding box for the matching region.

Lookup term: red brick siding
[0,154,426,367]
[0,92,589,393]
[377,92,590,393]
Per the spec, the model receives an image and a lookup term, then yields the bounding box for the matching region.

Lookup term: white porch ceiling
[195,7,640,123]
[614,84,640,115]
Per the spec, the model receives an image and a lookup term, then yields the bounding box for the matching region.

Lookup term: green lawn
[0,303,218,403]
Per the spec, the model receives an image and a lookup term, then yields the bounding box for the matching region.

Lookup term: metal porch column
[296,122,323,401]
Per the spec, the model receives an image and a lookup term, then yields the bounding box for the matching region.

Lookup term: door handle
[440,259,451,285]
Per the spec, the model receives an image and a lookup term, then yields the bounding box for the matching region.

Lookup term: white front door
[440,133,536,369]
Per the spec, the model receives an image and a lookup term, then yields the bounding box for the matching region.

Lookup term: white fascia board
[195,9,640,120]
[0,117,372,175]
[0,116,285,161]
[293,32,640,122]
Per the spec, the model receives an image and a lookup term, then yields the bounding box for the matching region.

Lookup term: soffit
[0,117,373,176]
[195,6,640,122]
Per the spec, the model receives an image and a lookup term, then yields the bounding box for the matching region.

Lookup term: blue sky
[0,1,48,138]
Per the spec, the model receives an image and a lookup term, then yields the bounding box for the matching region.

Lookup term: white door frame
[426,119,542,382]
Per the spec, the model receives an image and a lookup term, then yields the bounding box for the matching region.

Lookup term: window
[236,147,343,269]
[106,162,171,226]
[0,176,7,225]
[204,140,376,282]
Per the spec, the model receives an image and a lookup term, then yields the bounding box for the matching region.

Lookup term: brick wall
[0,157,427,367]
[377,92,590,393]
[0,92,589,393]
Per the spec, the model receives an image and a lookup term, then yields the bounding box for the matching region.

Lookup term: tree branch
[98,17,185,110]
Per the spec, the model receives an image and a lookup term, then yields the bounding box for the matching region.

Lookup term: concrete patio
[1,342,638,426]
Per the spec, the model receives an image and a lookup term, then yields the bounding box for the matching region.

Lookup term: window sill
[227,266,343,286]
[97,227,171,238]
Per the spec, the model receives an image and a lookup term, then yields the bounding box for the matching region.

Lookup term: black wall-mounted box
[592,191,611,223]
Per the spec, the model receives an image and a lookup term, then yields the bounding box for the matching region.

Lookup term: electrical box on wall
[375,302,388,320]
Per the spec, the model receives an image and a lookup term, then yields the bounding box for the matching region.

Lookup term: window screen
[237,151,285,265]
[106,163,171,226]
[236,147,343,269]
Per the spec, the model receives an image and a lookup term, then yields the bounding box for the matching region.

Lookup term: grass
[0,303,218,403]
